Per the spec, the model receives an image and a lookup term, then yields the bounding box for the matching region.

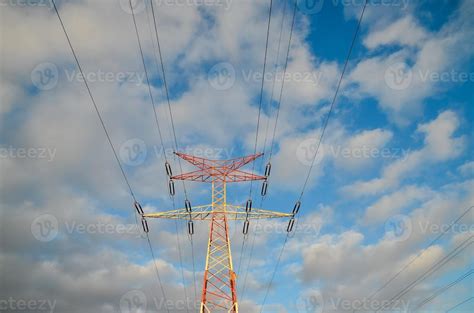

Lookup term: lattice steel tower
[142,152,291,312]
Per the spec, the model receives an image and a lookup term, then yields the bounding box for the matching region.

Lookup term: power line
[412,269,474,312]
[258,1,368,311]
[239,0,297,302]
[261,0,289,161]
[146,0,198,301]
[249,0,274,199]
[128,0,168,162]
[128,1,193,309]
[237,0,274,298]
[268,0,294,161]
[297,0,368,201]
[51,1,170,311]
[51,0,136,201]
[355,206,473,313]
[445,296,474,312]
[374,235,473,313]
[148,0,190,200]
[237,0,289,288]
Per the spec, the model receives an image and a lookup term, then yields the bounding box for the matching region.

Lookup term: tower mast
[143,152,293,312]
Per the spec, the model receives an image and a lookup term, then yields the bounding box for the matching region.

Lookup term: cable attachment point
[287,217,295,233]
[264,162,272,178]
[168,179,175,196]
[292,201,301,216]
[134,201,144,215]
[185,199,192,213]
[243,219,250,235]
[188,220,194,235]
[141,218,150,233]
[261,179,268,196]
[165,161,173,177]
[246,199,253,213]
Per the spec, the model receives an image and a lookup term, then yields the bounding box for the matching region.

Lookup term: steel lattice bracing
[144,153,291,312]
[200,180,236,312]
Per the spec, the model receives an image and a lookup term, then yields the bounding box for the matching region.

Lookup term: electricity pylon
[143,152,292,312]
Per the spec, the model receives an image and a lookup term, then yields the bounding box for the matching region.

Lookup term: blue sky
[0,0,473,312]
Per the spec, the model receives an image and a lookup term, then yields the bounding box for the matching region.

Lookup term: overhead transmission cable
[248,0,274,199]
[412,269,474,312]
[353,205,473,313]
[259,1,369,311]
[129,0,194,309]
[445,296,474,312]
[147,0,198,302]
[238,0,294,301]
[374,235,473,313]
[237,0,288,283]
[236,0,274,298]
[51,1,170,312]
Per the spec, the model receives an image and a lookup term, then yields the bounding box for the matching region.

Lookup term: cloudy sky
[0,0,473,312]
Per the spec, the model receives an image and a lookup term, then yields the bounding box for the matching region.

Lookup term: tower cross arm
[142,204,293,220]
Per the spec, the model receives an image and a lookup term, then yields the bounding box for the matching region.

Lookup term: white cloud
[458,161,474,177]
[364,185,433,224]
[295,180,473,312]
[364,16,428,49]
[343,110,466,197]
[350,0,474,124]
